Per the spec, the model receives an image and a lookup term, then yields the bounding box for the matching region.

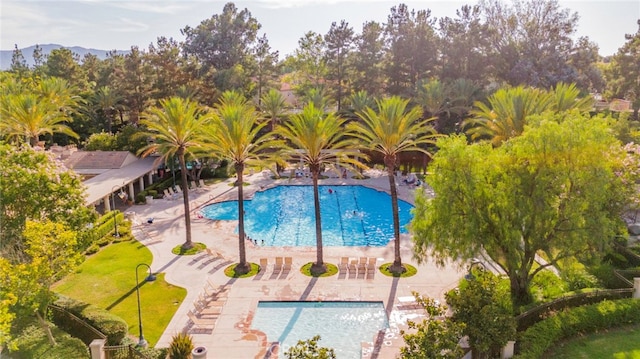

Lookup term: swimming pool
[201,185,413,246]
[251,301,389,358]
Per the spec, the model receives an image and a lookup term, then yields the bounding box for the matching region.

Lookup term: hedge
[53,296,128,345]
[514,298,640,359]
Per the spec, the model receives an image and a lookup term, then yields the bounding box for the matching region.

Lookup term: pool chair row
[187,281,230,332]
[163,185,183,200]
[338,257,378,279]
[259,257,293,275]
[190,179,210,192]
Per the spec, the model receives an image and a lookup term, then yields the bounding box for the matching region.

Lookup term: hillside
[0,44,129,70]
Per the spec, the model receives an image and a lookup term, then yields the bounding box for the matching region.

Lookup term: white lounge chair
[198,179,208,189]
[260,258,268,273]
[187,310,215,330]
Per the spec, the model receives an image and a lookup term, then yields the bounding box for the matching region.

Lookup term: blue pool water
[251,301,389,358]
[201,185,413,246]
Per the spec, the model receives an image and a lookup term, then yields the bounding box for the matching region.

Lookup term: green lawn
[53,239,186,347]
[546,324,640,359]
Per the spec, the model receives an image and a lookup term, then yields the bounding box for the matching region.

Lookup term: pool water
[251,301,389,358]
[201,185,413,246]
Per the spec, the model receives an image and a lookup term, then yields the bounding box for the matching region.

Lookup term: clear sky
[1,0,638,57]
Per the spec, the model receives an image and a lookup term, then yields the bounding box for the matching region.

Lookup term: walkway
[128,169,464,359]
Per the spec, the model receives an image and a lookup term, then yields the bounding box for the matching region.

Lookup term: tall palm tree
[138,97,209,250]
[276,103,364,274]
[349,96,438,274]
[1,93,78,146]
[204,91,280,274]
[259,88,288,132]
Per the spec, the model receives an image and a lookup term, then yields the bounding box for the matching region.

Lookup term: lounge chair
[259,258,268,272]
[190,181,199,191]
[338,261,348,276]
[282,257,292,274]
[175,185,183,194]
[163,189,173,200]
[193,300,223,316]
[274,257,283,274]
[187,310,215,330]
[348,260,357,279]
[198,179,208,189]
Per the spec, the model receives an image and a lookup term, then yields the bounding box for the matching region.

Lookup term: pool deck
[129,169,465,358]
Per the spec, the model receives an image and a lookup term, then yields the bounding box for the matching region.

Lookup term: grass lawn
[53,239,186,347]
[546,324,640,358]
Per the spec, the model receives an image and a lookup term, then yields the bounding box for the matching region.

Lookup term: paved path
[128,170,465,359]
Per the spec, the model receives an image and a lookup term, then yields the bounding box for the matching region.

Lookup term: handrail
[48,304,106,344]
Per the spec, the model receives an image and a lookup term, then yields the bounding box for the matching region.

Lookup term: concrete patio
[128,169,466,359]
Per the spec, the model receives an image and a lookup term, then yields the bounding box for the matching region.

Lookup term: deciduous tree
[412,114,632,307]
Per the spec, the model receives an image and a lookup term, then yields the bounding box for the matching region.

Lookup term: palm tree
[550,82,593,113]
[138,97,209,250]
[259,88,288,132]
[349,96,438,274]
[276,103,364,275]
[93,86,123,133]
[464,86,553,146]
[1,93,78,146]
[204,91,280,274]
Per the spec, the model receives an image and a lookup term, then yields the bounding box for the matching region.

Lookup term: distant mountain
[0,44,129,71]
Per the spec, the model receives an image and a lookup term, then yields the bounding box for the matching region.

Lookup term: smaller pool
[251,301,388,358]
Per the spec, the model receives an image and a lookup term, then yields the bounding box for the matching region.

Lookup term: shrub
[146,189,158,198]
[514,299,640,359]
[9,323,89,359]
[168,332,194,359]
[85,244,100,255]
[135,192,147,204]
[561,266,600,291]
[54,296,128,345]
[96,236,111,247]
[530,270,566,302]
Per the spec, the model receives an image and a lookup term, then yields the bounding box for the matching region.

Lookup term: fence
[48,304,106,345]
[104,344,149,359]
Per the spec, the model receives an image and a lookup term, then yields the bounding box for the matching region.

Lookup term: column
[128,182,135,199]
[147,171,153,185]
[103,195,111,212]
[139,177,144,192]
[89,338,106,359]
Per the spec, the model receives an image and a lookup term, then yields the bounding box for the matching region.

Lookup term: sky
[1,0,639,58]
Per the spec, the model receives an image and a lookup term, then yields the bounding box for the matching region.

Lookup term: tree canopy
[412,113,632,307]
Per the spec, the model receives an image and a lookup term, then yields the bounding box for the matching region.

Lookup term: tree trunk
[509,272,533,309]
[235,162,250,274]
[178,149,193,250]
[385,155,405,274]
[36,310,56,346]
[29,136,39,147]
[310,164,326,275]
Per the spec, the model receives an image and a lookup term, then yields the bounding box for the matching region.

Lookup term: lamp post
[111,184,123,237]
[464,258,487,281]
[135,263,156,348]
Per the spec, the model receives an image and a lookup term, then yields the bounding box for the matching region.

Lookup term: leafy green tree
[276,104,362,275]
[84,131,117,151]
[113,46,155,125]
[181,2,260,93]
[349,97,437,274]
[204,91,278,274]
[324,20,354,111]
[604,20,640,120]
[0,143,94,260]
[44,48,87,90]
[139,97,209,250]
[2,221,82,346]
[290,32,328,99]
[445,270,516,359]
[384,4,438,97]
[437,5,490,85]
[9,44,29,78]
[253,34,280,106]
[481,0,593,88]
[350,21,385,98]
[400,294,465,359]
[284,335,336,359]
[412,114,632,307]
[145,36,194,102]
